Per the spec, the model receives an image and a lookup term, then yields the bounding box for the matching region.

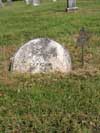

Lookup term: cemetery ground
[0,0,100,132]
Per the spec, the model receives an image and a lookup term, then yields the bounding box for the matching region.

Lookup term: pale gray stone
[25,0,31,5]
[69,0,76,7]
[32,0,40,6]
[0,0,3,7]
[53,0,56,2]
[11,38,71,74]
[67,0,78,12]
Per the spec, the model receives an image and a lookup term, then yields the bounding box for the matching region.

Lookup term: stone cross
[66,0,78,12]
[0,0,3,7]
[32,0,40,6]
[77,27,90,67]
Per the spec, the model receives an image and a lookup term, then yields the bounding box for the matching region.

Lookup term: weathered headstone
[32,0,40,6]
[11,38,71,74]
[0,0,3,7]
[66,0,78,12]
[25,0,31,5]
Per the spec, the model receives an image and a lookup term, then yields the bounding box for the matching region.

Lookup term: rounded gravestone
[11,38,71,73]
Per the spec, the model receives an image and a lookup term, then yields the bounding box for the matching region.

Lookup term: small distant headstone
[32,0,40,6]
[0,0,3,7]
[66,0,78,12]
[11,38,72,74]
[25,0,32,5]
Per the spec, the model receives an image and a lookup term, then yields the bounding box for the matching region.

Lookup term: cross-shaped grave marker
[77,27,90,67]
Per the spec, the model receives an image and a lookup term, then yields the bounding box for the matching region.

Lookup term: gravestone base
[32,0,40,6]
[53,0,56,2]
[33,3,39,6]
[66,7,78,12]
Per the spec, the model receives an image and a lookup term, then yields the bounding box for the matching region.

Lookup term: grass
[0,0,100,132]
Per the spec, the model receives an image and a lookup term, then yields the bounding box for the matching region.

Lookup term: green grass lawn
[0,0,100,132]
